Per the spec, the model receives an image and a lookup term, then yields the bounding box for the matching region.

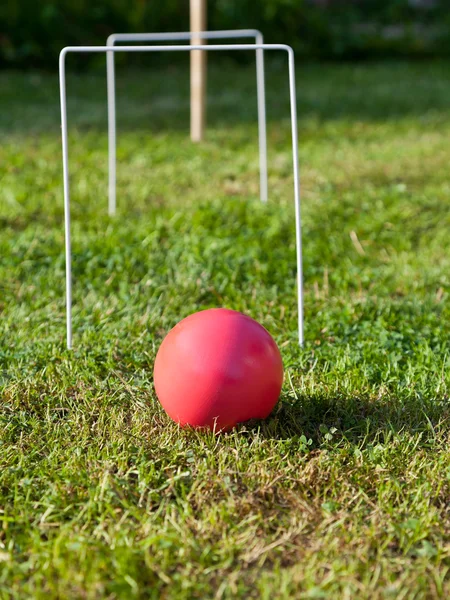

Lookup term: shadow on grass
[247,392,449,445]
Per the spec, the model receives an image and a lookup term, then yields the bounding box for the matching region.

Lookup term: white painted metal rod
[106,30,268,214]
[287,50,304,347]
[108,30,263,43]
[106,48,116,216]
[59,51,72,350]
[62,44,291,54]
[255,32,268,203]
[59,43,302,348]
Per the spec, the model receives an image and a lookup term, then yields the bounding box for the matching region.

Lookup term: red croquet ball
[154,308,283,431]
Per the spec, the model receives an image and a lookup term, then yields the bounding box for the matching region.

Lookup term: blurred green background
[1,0,450,69]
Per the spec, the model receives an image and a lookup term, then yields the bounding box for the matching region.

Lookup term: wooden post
[190,0,207,142]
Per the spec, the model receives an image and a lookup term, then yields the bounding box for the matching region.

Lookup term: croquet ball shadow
[153,308,284,431]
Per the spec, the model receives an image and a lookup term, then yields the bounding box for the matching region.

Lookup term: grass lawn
[1,57,450,598]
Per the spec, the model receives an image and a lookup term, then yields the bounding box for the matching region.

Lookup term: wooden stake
[190,0,207,142]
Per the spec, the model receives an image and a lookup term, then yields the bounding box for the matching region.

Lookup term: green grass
[1,58,450,598]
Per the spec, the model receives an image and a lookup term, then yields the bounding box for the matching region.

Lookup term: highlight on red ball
[153,308,284,431]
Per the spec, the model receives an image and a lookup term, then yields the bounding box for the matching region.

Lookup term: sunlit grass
[0,60,449,598]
